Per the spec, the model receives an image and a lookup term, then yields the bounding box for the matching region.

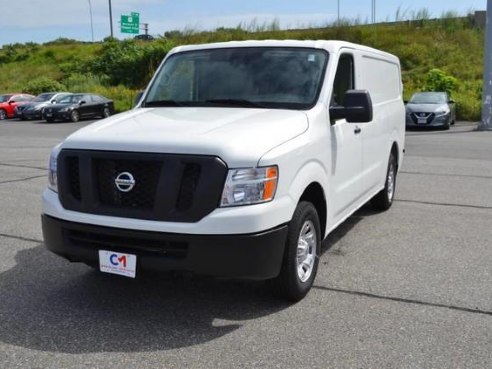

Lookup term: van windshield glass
[143,47,329,110]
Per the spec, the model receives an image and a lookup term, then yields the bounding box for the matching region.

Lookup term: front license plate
[417,118,427,124]
[46,113,53,117]
[99,250,137,278]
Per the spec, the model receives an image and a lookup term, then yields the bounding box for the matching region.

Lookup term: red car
[0,93,35,120]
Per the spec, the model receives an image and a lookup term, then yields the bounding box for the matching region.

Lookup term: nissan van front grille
[57,149,227,222]
[95,158,161,210]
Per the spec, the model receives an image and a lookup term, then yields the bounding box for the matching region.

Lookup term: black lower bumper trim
[42,215,288,280]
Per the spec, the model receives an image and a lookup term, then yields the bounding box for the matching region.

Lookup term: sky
[0,0,487,47]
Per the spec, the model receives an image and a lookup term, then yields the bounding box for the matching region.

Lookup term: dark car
[16,92,72,120]
[405,92,456,130]
[43,93,114,123]
[134,34,154,41]
[0,93,35,120]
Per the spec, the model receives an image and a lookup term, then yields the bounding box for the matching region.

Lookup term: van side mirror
[329,90,373,123]
[449,99,455,104]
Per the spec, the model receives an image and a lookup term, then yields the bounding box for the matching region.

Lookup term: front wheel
[272,201,321,301]
[70,110,80,122]
[0,109,6,120]
[371,151,397,211]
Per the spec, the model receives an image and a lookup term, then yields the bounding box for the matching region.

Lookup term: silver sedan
[405,92,456,130]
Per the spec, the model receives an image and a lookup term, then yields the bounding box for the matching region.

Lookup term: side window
[331,54,354,107]
[55,94,68,102]
[92,95,104,103]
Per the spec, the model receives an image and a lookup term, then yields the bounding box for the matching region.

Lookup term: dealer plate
[99,250,137,278]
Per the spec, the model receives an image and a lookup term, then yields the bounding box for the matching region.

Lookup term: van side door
[356,54,402,197]
[329,52,363,221]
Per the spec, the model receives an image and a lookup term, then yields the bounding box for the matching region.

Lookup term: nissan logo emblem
[115,172,136,192]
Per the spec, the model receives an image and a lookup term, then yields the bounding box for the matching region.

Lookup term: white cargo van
[42,40,405,301]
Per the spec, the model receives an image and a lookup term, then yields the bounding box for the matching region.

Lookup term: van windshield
[143,47,329,110]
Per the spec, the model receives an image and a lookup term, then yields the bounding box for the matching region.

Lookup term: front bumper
[44,110,72,121]
[42,214,288,280]
[22,110,43,120]
[405,113,451,128]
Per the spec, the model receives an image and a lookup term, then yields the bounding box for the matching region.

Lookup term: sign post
[479,0,492,130]
[120,12,140,34]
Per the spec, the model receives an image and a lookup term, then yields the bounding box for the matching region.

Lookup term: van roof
[169,40,398,62]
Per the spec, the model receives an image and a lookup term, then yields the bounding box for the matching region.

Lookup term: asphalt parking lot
[0,119,491,368]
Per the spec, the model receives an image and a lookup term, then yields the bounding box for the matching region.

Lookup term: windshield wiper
[204,99,268,108]
[143,100,190,107]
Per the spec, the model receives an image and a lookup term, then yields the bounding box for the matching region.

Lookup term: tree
[424,69,458,95]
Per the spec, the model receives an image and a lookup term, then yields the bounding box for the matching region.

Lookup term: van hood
[62,107,309,167]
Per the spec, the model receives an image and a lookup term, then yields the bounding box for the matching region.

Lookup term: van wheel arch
[371,143,399,211]
[299,182,327,239]
[390,142,399,171]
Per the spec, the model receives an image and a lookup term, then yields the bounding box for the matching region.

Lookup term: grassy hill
[0,15,483,120]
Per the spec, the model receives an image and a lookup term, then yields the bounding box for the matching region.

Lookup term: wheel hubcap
[387,160,396,201]
[296,220,317,282]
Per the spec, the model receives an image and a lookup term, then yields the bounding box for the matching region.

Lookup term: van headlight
[220,166,278,207]
[48,147,60,193]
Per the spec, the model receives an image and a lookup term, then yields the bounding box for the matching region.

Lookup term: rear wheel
[0,109,6,120]
[70,110,80,122]
[272,201,321,301]
[371,151,397,211]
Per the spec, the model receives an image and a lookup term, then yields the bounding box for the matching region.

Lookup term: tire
[70,110,80,122]
[371,151,397,211]
[0,109,6,120]
[102,107,111,118]
[272,201,321,301]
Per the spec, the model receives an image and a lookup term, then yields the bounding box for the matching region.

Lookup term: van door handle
[354,127,362,134]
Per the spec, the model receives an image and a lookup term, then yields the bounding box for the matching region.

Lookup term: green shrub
[424,68,458,95]
[90,85,139,112]
[454,92,481,121]
[87,39,175,88]
[22,77,66,95]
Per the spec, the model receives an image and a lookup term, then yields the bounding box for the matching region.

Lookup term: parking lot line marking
[0,233,42,244]
[314,285,492,317]
[395,199,492,210]
[401,171,492,180]
[0,175,46,185]
[0,162,47,171]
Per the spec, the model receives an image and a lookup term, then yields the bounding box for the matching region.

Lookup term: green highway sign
[121,12,140,34]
